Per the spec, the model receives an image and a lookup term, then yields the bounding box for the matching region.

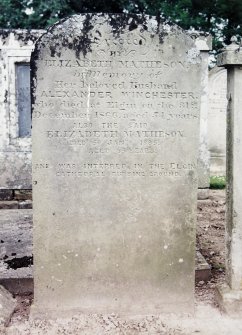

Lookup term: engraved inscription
[33,26,200,178]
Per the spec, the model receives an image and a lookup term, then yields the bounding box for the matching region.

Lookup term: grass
[210,176,226,189]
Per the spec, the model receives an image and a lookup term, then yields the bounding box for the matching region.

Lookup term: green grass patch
[210,176,226,189]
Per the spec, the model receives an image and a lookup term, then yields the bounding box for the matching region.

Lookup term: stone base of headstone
[197,188,209,200]
[215,284,242,317]
[30,298,194,320]
[0,285,17,327]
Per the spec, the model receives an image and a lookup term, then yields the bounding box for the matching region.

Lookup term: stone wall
[0,30,44,191]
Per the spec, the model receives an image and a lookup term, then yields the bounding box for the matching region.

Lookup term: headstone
[194,35,212,191]
[208,67,227,176]
[31,14,201,316]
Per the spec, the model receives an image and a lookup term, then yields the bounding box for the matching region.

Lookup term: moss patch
[210,176,226,189]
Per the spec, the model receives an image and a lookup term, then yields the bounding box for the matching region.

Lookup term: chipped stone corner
[0,285,17,327]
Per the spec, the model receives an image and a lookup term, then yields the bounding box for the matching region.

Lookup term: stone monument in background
[31,14,202,316]
[208,67,227,176]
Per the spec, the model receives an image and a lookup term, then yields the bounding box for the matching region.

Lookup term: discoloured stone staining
[32,14,201,316]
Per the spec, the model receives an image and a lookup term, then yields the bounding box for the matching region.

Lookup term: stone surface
[216,284,242,317]
[0,30,44,190]
[197,49,210,189]
[215,42,242,314]
[217,40,242,67]
[192,34,211,189]
[0,285,17,326]
[195,251,211,282]
[0,209,207,295]
[31,14,201,315]
[208,67,227,176]
[197,189,209,200]
[0,209,33,283]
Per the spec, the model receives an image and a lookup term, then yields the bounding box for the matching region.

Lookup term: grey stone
[0,285,17,326]
[31,14,202,316]
[217,39,242,67]
[215,40,242,316]
[0,30,44,190]
[197,189,209,200]
[208,67,227,176]
[216,285,242,317]
[197,50,210,189]
[0,209,207,295]
[195,251,211,283]
[192,33,212,189]
[0,209,33,283]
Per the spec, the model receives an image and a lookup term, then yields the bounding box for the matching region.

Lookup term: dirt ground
[196,189,226,305]
[3,189,242,335]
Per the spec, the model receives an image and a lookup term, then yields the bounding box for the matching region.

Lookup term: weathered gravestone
[31,14,201,316]
[208,67,227,176]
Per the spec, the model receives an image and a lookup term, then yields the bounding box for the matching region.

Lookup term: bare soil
[5,189,241,335]
[195,189,226,306]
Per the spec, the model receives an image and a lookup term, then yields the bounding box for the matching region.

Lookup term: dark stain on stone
[128,19,138,31]
[155,14,169,44]
[0,29,42,46]
[4,90,8,103]
[4,256,33,270]
[49,14,94,59]
[49,44,56,57]
[0,30,10,45]
[108,13,148,38]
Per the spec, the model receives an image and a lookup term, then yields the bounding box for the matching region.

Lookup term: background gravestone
[31,14,201,316]
[208,67,227,176]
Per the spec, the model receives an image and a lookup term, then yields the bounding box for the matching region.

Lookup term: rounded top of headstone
[32,13,200,60]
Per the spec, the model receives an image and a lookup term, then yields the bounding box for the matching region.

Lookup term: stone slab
[0,285,17,327]
[31,14,201,315]
[197,189,209,200]
[195,251,211,282]
[216,284,242,317]
[208,67,227,176]
[0,209,206,295]
[0,209,33,288]
[0,152,32,190]
[217,48,242,67]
